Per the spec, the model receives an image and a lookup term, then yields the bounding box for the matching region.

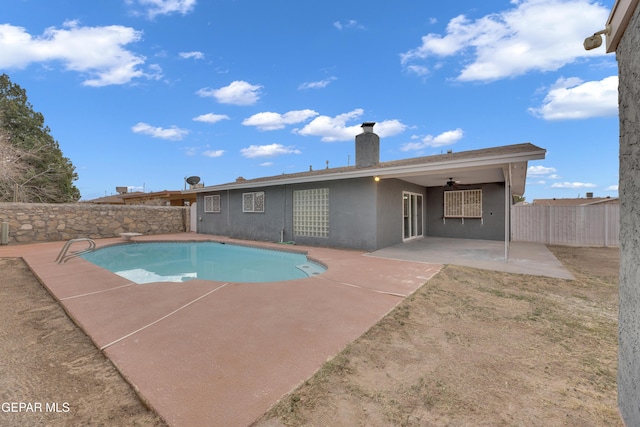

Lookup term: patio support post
[505,163,512,261]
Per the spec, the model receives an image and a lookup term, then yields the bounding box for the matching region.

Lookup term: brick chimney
[355,122,379,168]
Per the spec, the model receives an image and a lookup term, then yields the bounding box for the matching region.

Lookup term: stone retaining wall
[0,203,189,244]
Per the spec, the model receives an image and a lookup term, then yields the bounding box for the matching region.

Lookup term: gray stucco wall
[197,178,379,250]
[617,3,640,424]
[196,187,287,243]
[375,178,426,249]
[425,182,506,241]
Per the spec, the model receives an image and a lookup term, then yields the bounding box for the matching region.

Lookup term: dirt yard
[0,258,166,427]
[1,246,621,426]
[255,246,621,427]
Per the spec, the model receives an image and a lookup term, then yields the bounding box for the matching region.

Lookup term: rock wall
[0,203,189,244]
[617,3,640,425]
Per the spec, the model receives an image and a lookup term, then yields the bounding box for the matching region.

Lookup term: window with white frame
[203,195,221,213]
[293,188,329,237]
[242,191,265,213]
[444,189,482,218]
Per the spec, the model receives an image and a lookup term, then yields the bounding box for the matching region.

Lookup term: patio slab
[369,236,574,279]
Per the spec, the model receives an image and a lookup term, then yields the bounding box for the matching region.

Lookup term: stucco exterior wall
[197,177,434,251]
[0,203,188,244]
[425,182,506,241]
[197,178,379,250]
[375,178,426,249]
[616,2,640,424]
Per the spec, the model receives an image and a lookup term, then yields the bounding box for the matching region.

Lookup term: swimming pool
[80,241,326,284]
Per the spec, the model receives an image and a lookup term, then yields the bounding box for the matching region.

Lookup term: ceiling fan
[446,177,461,188]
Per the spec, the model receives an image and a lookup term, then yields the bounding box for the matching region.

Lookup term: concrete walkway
[0,233,442,426]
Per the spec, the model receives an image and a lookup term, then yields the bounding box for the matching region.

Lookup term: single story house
[187,123,546,252]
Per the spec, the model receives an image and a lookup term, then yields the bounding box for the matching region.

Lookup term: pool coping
[0,233,443,426]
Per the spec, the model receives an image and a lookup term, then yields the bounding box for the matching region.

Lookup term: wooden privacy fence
[511,204,619,247]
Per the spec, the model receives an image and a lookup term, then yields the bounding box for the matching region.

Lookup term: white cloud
[401,0,611,81]
[333,20,365,30]
[529,76,618,120]
[193,113,230,124]
[298,77,337,90]
[294,110,407,142]
[132,122,189,140]
[259,162,274,167]
[242,110,319,131]
[0,21,152,86]
[400,128,464,151]
[179,51,204,60]
[606,184,618,191]
[196,81,262,106]
[294,109,365,142]
[528,165,558,176]
[128,0,197,19]
[405,65,430,77]
[375,120,408,138]
[240,143,301,158]
[203,149,224,158]
[184,146,198,156]
[551,181,597,189]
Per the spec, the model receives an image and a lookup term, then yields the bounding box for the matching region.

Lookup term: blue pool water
[80,241,326,284]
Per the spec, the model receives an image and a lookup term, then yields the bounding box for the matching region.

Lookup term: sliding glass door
[403,192,423,240]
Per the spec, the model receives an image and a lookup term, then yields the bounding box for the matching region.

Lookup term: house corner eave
[606,0,640,52]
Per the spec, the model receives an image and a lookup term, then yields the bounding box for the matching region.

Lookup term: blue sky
[1,0,619,201]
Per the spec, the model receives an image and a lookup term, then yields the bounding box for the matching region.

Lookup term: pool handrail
[55,238,96,264]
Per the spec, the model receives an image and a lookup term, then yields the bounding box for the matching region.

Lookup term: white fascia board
[606,0,640,52]
[185,148,546,194]
[374,151,545,179]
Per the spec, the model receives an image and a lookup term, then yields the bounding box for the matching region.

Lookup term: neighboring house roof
[81,192,144,204]
[186,142,546,197]
[119,190,191,201]
[83,190,196,205]
[533,197,619,206]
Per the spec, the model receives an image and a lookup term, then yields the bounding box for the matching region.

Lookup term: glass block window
[293,188,329,237]
[203,195,221,213]
[444,189,482,218]
[242,192,265,213]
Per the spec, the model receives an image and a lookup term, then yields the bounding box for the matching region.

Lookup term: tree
[513,195,526,204]
[0,74,80,202]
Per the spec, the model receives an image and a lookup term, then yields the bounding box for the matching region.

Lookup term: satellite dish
[186,176,201,186]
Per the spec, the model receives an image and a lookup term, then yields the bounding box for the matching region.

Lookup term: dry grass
[255,246,621,427]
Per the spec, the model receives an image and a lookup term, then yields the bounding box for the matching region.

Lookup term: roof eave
[606,0,640,52]
[184,148,546,194]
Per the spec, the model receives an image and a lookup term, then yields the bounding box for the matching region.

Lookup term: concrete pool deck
[0,233,572,426]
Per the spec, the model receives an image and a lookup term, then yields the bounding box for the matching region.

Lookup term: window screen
[444,189,482,218]
[204,195,221,213]
[242,192,265,213]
